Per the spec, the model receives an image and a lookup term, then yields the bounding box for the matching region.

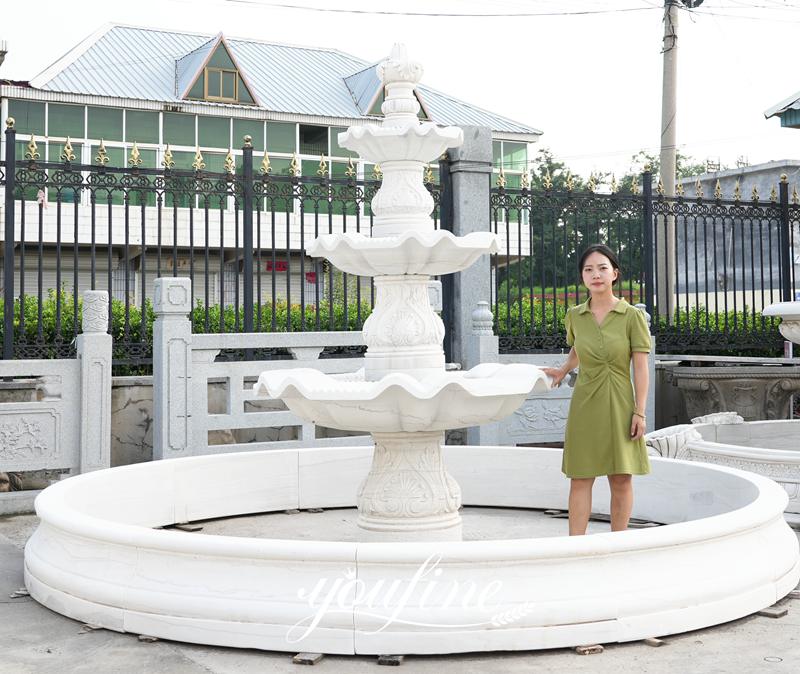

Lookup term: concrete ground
[1,510,799,674]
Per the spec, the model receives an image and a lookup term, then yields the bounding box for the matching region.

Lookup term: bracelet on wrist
[633,411,646,420]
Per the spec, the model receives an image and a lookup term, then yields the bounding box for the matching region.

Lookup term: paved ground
[2,512,799,674]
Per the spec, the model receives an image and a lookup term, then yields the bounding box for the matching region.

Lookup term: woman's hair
[578,244,621,283]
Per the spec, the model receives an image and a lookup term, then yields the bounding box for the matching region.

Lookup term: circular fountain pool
[24,445,799,655]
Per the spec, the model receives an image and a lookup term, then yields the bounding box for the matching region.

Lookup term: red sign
[266,260,288,272]
[305,272,317,284]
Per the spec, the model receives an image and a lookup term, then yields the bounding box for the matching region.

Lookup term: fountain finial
[376,43,424,126]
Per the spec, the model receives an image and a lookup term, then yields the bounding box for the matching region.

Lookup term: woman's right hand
[541,367,567,387]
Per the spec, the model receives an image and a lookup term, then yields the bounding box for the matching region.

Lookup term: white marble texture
[763,301,800,344]
[24,445,800,655]
[254,364,551,433]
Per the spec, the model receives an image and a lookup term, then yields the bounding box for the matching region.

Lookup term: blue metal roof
[175,35,216,98]
[33,24,541,137]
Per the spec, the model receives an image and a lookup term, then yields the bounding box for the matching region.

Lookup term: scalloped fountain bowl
[254,363,549,433]
[24,446,799,655]
[339,123,463,164]
[306,231,499,276]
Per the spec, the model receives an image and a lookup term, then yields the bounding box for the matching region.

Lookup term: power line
[222,0,660,18]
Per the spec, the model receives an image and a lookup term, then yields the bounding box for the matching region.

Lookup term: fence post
[779,174,792,302]
[448,125,494,367]
[153,277,193,460]
[642,169,655,322]
[242,136,254,334]
[3,118,16,360]
[77,290,112,472]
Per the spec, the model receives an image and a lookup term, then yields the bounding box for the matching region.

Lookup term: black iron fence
[0,124,442,367]
[491,171,797,355]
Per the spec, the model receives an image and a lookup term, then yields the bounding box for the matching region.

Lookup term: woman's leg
[568,477,595,535]
[608,473,633,532]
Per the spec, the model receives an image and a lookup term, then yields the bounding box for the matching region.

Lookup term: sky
[3,0,800,179]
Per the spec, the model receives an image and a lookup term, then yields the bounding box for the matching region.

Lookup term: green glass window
[87,107,123,141]
[125,110,159,144]
[208,43,236,69]
[14,141,41,199]
[237,76,254,104]
[492,141,502,168]
[198,116,230,148]
[163,112,196,147]
[128,148,157,207]
[299,125,328,156]
[165,150,196,208]
[263,157,293,213]
[330,126,355,158]
[267,122,295,154]
[48,104,84,139]
[233,119,264,150]
[502,142,527,171]
[187,77,204,100]
[8,100,45,136]
[88,144,125,205]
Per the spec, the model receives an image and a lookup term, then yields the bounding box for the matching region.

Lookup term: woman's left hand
[630,415,646,440]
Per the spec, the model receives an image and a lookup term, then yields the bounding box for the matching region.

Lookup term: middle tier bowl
[306,230,499,277]
[254,363,551,433]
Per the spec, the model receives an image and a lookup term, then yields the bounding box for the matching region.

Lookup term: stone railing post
[466,301,500,446]
[153,277,193,460]
[449,125,494,368]
[77,290,112,472]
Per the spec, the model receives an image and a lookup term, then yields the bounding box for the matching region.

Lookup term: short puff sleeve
[628,308,652,353]
[565,309,575,347]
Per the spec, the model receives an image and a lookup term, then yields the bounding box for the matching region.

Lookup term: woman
[543,244,651,536]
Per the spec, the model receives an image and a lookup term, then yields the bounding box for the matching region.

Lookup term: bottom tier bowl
[24,446,799,655]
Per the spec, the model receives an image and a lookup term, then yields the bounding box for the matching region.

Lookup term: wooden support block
[757,606,788,619]
[575,644,604,655]
[8,587,29,598]
[644,637,666,647]
[377,654,405,666]
[173,523,203,532]
[138,634,159,642]
[284,509,301,515]
[292,652,324,665]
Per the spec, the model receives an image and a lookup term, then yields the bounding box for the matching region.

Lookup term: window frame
[204,67,239,103]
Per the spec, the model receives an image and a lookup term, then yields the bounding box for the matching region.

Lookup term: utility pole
[657,0,679,318]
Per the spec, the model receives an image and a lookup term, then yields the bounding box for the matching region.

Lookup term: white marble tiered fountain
[254,44,548,540]
[22,45,799,657]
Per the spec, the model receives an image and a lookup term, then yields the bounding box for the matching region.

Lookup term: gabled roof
[175,35,217,98]
[764,90,800,119]
[29,24,542,139]
[343,64,380,115]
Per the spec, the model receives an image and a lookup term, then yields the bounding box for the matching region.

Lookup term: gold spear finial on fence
[94,139,109,165]
[128,142,142,167]
[781,173,789,184]
[25,136,40,161]
[345,156,356,178]
[224,150,235,174]
[259,152,272,175]
[751,185,760,202]
[61,137,76,162]
[289,153,300,177]
[372,163,383,180]
[656,177,664,196]
[192,147,205,171]
[695,178,703,199]
[714,179,722,200]
[496,166,506,188]
[770,184,778,203]
[675,181,685,197]
[424,163,434,184]
[610,174,618,194]
[162,145,175,169]
[317,154,328,176]
[630,174,639,195]
[587,173,597,192]
[5,117,14,129]
[566,171,575,192]
[733,179,741,201]
[543,168,554,190]
[521,170,530,190]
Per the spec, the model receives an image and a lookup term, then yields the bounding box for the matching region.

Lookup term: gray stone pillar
[449,125,494,368]
[77,290,112,472]
[466,301,500,447]
[153,277,193,460]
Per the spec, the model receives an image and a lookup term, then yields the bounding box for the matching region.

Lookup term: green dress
[562,298,652,478]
